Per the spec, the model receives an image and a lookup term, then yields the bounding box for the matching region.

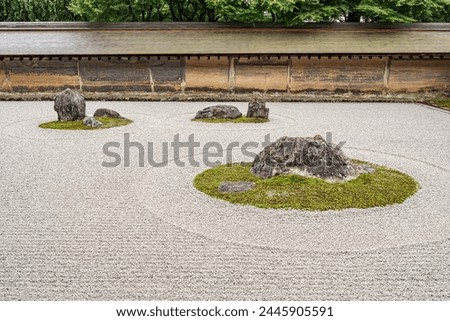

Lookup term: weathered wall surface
[388,60,449,93]
[4,59,79,92]
[79,58,150,92]
[291,57,387,93]
[0,56,448,99]
[234,57,289,93]
[185,57,229,92]
[0,62,10,91]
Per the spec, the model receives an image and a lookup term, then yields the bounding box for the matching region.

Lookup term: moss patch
[430,99,450,110]
[192,116,269,123]
[194,162,419,211]
[39,117,133,130]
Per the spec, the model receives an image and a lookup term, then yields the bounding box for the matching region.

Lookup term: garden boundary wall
[0,23,449,101]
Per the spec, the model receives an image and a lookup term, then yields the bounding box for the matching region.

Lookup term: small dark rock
[94,108,122,119]
[83,116,103,128]
[247,101,269,119]
[54,88,86,121]
[195,105,242,119]
[218,181,256,193]
[251,135,372,182]
[362,165,376,173]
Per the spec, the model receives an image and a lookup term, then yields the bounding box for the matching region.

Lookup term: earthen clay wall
[1,56,448,100]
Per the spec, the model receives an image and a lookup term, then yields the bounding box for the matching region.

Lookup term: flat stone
[218,181,256,193]
[54,88,86,121]
[247,101,269,119]
[195,105,242,119]
[94,108,122,118]
[251,135,373,182]
[83,116,103,128]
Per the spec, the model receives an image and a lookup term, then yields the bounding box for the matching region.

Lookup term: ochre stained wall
[234,57,289,93]
[0,62,12,91]
[290,57,387,93]
[388,60,449,93]
[185,57,229,92]
[0,56,448,98]
[5,58,79,92]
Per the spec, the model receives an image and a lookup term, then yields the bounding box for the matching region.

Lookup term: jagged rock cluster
[53,89,122,128]
[195,101,270,120]
[251,135,373,182]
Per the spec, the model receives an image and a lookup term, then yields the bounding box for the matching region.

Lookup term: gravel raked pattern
[0,101,449,300]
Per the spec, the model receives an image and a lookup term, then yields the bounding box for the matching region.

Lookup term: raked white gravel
[0,101,449,300]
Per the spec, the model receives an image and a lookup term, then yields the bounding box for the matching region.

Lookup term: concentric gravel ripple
[134,148,450,252]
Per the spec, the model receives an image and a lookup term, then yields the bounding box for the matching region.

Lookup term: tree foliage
[68,0,170,22]
[1,0,449,23]
[0,0,74,21]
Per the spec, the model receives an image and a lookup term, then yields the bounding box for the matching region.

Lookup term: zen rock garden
[194,102,270,123]
[40,89,419,211]
[219,134,374,194]
[40,88,132,130]
[194,134,418,210]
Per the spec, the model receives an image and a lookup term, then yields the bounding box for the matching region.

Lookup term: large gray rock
[247,101,269,119]
[218,181,256,193]
[251,135,372,182]
[94,108,122,119]
[195,105,242,119]
[83,116,103,128]
[54,88,86,121]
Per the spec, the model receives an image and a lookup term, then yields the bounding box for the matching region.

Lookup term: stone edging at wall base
[0,91,447,103]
